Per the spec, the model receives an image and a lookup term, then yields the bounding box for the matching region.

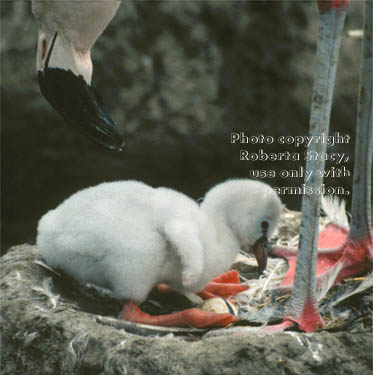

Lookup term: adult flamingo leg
[188,1,371,338]
[266,0,372,333]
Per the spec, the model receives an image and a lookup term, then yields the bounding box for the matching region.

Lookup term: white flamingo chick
[37,179,282,327]
[37,180,206,301]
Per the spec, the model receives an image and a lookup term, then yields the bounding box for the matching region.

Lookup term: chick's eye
[261,221,269,235]
[255,221,269,246]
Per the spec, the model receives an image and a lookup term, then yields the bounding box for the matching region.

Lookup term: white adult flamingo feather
[31,0,123,150]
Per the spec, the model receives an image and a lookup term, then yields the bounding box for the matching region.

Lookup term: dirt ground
[2,238,371,375]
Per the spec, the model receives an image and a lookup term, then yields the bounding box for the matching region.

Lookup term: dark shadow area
[1,1,364,253]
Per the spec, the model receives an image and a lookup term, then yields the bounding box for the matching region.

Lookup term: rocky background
[1,0,364,253]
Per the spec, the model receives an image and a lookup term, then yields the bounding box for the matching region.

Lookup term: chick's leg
[198,270,248,299]
[122,300,238,328]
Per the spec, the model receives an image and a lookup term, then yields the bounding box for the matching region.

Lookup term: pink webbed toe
[122,300,238,328]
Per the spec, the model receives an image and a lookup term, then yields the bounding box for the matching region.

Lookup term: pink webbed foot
[198,270,248,300]
[270,223,372,293]
[122,300,238,328]
[259,298,326,334]
[154,270,248,300]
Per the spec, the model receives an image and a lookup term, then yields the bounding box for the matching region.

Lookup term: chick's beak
[252,237,268,276]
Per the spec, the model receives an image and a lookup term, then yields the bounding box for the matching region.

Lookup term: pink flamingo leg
[266,0,372,333]
[155,270,248,300]
[132,270,246,327]
[264,0,352,333]
[198,270,248,299]
[202,0,371,337]
[122,300,238,328]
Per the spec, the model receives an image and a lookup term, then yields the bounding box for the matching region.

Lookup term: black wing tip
[38,68,125,151]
